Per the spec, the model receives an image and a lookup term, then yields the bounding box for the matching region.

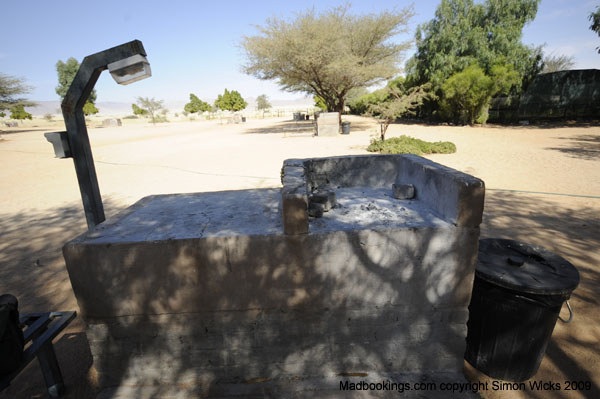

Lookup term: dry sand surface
[0,115,599,398]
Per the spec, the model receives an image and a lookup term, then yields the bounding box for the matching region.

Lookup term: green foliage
[348,89,389,115]
[440,64,519,125]
[256,94,271,111]
[56,57,97,103]
[136,97,165,125]
[369,83,432,140]
[122,115,138,119]
[241,4,414,113]
[0,112,5,118]
[348,76,408,115]
[314,95,328,111]
[406,0,543,116]
[542,54,575,73]
[367,135,456,155]
[214,89,247,111]
[132,103,148,116]
[83,101,98,116]
[184,93,211,113]
[0,73,35,111]
[10,105,32,120]
[590,6,600,53]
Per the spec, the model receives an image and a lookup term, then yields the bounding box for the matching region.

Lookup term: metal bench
[0,311,77,398]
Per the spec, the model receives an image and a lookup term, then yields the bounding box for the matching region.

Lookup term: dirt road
[1,116,598,398]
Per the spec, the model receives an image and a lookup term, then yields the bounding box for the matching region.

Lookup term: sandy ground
[0,115,599,398]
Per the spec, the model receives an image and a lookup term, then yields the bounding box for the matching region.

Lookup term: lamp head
[107,54,151,85]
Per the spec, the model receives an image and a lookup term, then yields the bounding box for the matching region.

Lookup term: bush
[440,64,520,125]
[10,105,32,121]
[367,135,456,155]
[123,115,138,119]
[153,115,169,123]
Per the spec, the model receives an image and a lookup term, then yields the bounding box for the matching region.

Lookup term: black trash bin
[341,121,351,134]
[465,238,579,382]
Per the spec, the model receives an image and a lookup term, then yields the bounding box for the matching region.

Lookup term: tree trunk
[335,99,345,125]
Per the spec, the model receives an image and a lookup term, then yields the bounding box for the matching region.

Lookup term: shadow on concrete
[545,134,600,161]
[61,187,476,397]
[1,190,598,398]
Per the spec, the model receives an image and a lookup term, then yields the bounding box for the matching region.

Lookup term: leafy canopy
[83,102,99,116]
[0,73,35,111]
[184,94,212,114]
[542,54,575,73]
[10,104,32,120]
[214,89,247,111]
[241,4,414,113]
[406,0,542,94]
[136,97,165,125]
[368,81,432,140]
[440,63,520,125]
[256,94,271,111]
[56,57,97,113]
[590,6,600,53]
[132,103,148,116]
[56,57,97,103]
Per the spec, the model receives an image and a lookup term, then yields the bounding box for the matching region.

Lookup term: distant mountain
[26,97,314,116]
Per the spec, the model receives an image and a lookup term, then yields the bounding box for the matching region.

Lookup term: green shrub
[367,135,456,155]
[83,101,99,116]
[440,63,520,125]
[10,105,32,121]
[153,115,169,123]
[123,115,138,119]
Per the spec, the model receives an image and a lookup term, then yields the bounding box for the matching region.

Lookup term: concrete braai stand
[63,154,485,396]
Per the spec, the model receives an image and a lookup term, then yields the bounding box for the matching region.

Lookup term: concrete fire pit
[63,154,484,396]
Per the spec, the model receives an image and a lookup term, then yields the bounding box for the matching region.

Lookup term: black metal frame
[0,311,77,398]
[60,40,147,230]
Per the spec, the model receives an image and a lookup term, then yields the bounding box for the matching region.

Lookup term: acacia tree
[241,5,414,116]
[369,84,431,141]
[0,73,35,112]
[56,57,98,115]
[136,97,165,125]
[132,103,148,116]
[542,54,575,73]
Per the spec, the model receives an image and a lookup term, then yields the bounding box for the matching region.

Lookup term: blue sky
[1,0,598,103]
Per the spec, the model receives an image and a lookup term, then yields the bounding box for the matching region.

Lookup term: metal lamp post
[45,40,151,230]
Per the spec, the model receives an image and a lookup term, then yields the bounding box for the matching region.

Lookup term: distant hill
[26,97,314,116]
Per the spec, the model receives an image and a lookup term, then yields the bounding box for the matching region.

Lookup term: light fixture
[108,54,151,85]
[45,40,150,229]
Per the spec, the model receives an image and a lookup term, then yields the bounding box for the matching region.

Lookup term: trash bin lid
[476,238,579,295]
